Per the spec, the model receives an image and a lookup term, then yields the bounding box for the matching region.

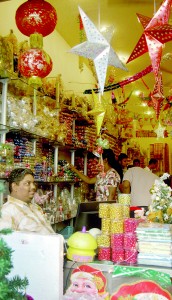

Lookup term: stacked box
[136,222,172,267]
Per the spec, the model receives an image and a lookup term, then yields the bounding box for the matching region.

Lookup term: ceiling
[49,0,172,118]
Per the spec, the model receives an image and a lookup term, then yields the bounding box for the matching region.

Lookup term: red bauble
[15,0,57,37]
[18,48,53,78]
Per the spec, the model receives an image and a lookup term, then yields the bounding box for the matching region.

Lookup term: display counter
[64,260,172,296]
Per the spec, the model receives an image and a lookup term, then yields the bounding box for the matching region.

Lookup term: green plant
[0,229,28,300]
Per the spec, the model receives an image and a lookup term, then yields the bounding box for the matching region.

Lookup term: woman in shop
[70,149,122,202]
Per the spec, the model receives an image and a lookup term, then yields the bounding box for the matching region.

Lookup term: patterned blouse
[0,196,55,234]
[95,168,120,201]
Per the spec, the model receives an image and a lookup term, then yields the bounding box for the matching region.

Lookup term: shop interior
[0,0,172,299]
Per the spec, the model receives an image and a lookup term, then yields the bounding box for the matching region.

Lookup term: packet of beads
[111,248,125,263]
[111,219,124,234]
[118,193,131,205]
[111,233,124,249]
[123,205,130,218]
[101,218,111,234]
[109,203,123,220]
[98,247,111,261]
[99,203,110,218]
[124,218,140,233]
[97,234,110,248]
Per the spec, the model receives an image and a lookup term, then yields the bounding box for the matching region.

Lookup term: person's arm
[121,180,131,194]
[70,164,96,184]
[108,186,117,201]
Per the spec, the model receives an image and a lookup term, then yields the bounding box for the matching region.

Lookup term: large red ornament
[18,48,52,78]
[15,0,57,37]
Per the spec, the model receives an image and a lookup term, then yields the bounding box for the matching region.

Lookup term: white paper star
[70,6,127,94]
[154,122,166,138]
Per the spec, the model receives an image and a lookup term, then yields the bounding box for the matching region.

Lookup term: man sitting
[0,168,55,234]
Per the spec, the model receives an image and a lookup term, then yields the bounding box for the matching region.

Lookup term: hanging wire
[154,0,157,15]
[98,0,101,31]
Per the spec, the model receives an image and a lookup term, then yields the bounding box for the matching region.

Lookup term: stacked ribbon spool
[97,196,142,264]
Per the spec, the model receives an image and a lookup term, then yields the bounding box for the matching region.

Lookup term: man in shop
[144,158,158,173]
[0,168,55,234]
[121,166,159,207]
[133,158,140,167]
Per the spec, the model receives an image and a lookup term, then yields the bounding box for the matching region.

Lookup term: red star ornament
[127,0,172,76]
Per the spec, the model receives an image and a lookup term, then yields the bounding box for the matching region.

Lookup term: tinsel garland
[84,65,153,94]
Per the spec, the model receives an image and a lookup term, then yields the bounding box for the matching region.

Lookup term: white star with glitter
[69,6,127,94]
[154,122,166,138]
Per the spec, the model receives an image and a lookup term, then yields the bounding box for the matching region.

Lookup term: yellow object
[148,210,163,223]
[67,226,97,262]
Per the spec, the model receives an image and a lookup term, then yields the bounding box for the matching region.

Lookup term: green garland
[0,229,28,300]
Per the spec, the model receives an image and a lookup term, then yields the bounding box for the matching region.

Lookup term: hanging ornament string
[140,78,150,91]
[98,0,101,31]
[84,65,153,94]
[121,86,125,103]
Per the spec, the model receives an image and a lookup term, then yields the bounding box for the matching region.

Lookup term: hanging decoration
[118,90,133,107]
[149,73,165,119]
[15,0,57,37]
[84,64,152,94]
[78,14,85,72]
[87,91,106,135]
[70,6,127,94]
[127,0,172,77]
[154,121,166,138]
[18,47,53,86]
[15,0,57,87]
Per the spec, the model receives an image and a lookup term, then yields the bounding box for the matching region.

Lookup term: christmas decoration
[147,173,172,224]
[16,0,57,87]
[63,264,109,299]
[18,48,53,86]
[150,73,165,119]
[78,14,85,72]
[127,0,172,77]
[93,137,110,157]
[111,280,171,300]
[87,91,106,135]
[0,229,29,300]
[84,65,152,94]
[70,6,127,94]
[15,0,57,37]
[154,121,166,138]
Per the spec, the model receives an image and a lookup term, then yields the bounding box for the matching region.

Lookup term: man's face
[12,174,36,203]
[152,163,158,170]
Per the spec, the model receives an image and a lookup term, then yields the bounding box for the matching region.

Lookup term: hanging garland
[84,65,153,94]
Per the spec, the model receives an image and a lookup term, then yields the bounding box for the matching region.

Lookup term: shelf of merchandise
[0,79,80,227]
